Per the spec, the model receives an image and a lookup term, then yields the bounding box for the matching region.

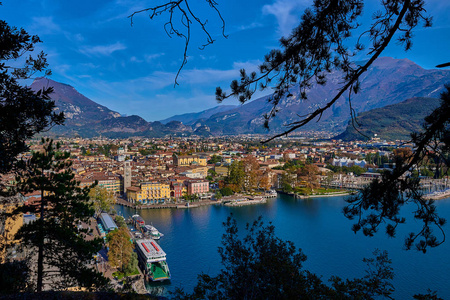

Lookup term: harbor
[115,193,450,298]
[116,190,278,210]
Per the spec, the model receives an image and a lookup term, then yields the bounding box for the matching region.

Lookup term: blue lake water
[115,194,450,298]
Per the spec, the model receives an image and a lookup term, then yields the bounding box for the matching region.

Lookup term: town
[1,134,449,293]
[6,135,449,202]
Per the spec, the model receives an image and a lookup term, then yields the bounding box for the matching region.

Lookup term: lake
[115,194,450,298]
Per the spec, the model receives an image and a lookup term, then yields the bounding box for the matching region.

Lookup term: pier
[116,197,221,210]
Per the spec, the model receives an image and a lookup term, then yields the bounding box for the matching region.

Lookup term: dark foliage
[172,215,400,300]
[14,139,108,291]
[0,260,30,294]
[413,290,445,300]
[216,0,431,142]
[219,187,233,196]
[0,19,64,175]
[344,86,450,253]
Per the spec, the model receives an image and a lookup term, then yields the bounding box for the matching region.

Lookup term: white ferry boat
[135,239,171,281]
[143,224,164,240]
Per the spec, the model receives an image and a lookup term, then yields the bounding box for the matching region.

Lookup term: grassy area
[294,187,348,196]
[112,268,140,280]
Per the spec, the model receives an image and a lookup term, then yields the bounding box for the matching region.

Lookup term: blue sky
[3,0,450,121]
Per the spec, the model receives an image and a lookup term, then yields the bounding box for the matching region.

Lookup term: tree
[15,139,107,291]
[280,171,295,193]
[219,186,233,197]
[258,169,272,191]
[297,164,320,193]
[172,215,402,299]
[225,160,245,192]
[89,185,116,216]
[0,260,30,294]
[393,147,413,162]
[115,215,127,228]
[216,0,431,143]
[344,86,450,253]
[107,227,134,273]
[135,0,448,251]
[0,18,64,176]
[242,155,260,191]
[123,252,138,276]
[207,155,222,165]
[128,0,227,86]
[214,190,222,200]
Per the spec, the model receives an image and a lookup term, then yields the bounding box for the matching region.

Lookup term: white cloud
[130,56,143,63]
[73,33,85,42]
[199,55,217,61]
[79,42,127,56]
[237,22,264,31]
[145,53,165,62]
[262,0,311,37]
[30,16,62,35]
[232,60,262,72]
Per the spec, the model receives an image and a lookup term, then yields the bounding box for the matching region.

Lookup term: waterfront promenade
[115,197,222,210]
[116,192,277,210]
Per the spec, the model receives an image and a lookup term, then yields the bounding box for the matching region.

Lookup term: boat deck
[151,262,170,280]
[136,239,166,262]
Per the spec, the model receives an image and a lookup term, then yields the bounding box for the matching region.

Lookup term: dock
[117,197,222,210]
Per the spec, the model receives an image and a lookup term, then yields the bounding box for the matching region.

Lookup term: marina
[116,194,450,298]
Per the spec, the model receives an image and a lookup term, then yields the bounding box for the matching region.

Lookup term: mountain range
[335,97,441,141]
[30,57,450,140]
[189,57,450,135]
[160,105,237,125]
[30,78,195,138]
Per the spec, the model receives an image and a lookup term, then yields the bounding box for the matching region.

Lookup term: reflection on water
[115,195,450,299]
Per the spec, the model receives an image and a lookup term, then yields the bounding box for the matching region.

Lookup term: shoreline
[296,192,352,199]
[278,190,353,199]
[116,191,357,211]
[116,193,277,210]
[424,190,450,200]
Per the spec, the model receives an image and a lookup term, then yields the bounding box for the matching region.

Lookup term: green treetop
[15,139,107,292]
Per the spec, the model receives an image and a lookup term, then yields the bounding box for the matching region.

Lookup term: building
[170,182,183,199]
[124,161,132,195]
[214,164,229,177]
[332,157,366,168]
[126,181,170,204]
[173,154,207,167]
[78,172,121,194]
[186,180,209,196]
[99,212,118,233]
[126,186,142,203]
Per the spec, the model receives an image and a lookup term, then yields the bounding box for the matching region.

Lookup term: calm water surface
[115,194,450,298]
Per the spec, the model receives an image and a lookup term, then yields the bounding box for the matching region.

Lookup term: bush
[220,187,234,196]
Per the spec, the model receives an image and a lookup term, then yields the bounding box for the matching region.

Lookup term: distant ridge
[191,57,450,135]
[335,97,441,141]
[30,78,194,138]
[159,105,237,125]
[30,57,450,138]
[31,77,121,126]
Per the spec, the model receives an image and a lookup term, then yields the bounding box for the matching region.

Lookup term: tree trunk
[36,188,45,292]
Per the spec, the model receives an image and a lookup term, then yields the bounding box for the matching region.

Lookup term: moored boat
[132,214,145,226]
[135,239,170,281]
[143,224,164,240]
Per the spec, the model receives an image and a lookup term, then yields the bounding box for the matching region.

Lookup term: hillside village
[2,135,436,206]
[2,135,450,292]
